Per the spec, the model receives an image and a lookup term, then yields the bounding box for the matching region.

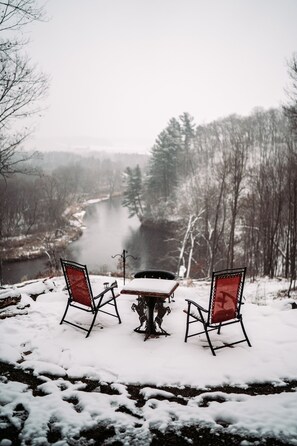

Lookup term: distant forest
[1,106,297,283]
[0,150,148,240]
[122,108,297,283]
[1,2,296,283]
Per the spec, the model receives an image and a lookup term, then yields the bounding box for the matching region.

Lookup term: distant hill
[24,149,149,173]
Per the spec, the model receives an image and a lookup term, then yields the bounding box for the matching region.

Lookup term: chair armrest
[94,280,118,301]
[185,299,207,312]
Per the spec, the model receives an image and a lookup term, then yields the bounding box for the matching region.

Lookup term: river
[2,197,178,284]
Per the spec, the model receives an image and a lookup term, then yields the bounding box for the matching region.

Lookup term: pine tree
[146,118,181,206]
[179,112,196,177]
[122,165,144,220]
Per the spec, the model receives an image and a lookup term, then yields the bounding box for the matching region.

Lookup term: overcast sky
[25,0,297,153]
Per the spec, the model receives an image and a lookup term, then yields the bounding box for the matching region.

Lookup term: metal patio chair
[60,259,121,337]
[184,267,251,355]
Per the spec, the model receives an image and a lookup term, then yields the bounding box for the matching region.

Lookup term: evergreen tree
[122,165,144,220]
[144,113,198,220]
[179,112,196,177]
[145,118,182,216]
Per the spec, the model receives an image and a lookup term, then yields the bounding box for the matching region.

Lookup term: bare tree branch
[0,0,45,32]
[0,0,48,179]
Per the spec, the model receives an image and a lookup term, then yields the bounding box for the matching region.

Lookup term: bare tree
[283,53,297,290]
[176,214,200,278]
[205,164,227,275]
[286,150,297,292]
[0,0,44,30]
[209,116,250,269]
[284,53,297,134]
[0,0,48,180]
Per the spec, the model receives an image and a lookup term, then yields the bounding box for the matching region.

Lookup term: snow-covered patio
[1,275,297,445]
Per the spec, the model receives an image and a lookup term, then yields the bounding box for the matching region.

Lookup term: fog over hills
[24,135,152,156]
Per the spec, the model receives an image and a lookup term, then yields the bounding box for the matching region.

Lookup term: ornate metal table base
[132,296,171,341]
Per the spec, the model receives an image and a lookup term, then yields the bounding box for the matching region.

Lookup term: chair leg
[113,298,122,324]
[87,298,121,338]
[60,300,70,325]
[184,308,191,342]
[86,310,98,338]
[204,326,216,356]
[240,319,252,347]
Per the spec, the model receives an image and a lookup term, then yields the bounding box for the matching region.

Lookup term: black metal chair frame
[134,269,176,280]
[184,267,251,355]
[60,259,121,337]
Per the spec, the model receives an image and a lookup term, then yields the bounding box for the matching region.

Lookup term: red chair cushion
[65,265,92,307]
[211,275,241,323]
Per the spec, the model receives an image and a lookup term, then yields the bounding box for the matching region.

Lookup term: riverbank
[0,196,111,264]
[0,226,83,263]
[1,195,182,285]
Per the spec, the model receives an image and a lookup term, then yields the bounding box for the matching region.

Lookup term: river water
[2,197,177,284]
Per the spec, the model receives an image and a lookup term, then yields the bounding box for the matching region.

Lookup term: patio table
[121,278,179,340]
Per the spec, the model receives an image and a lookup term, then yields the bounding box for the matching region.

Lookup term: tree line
[123,57,297,284]
[0,155,112,237]
[1,2,297,284]
[0,150,148,240]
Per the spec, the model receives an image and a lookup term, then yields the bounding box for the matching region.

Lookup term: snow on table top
[121,278,178,296]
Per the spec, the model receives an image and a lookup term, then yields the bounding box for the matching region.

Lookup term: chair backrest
[208,268,246,325]
[61,259,94,308]
[134,269,176,280]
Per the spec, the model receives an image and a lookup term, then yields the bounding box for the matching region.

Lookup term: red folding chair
[60,259,121,337]
[184,267,251,355]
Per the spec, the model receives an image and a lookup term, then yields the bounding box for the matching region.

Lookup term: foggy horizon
[22,0,297,154]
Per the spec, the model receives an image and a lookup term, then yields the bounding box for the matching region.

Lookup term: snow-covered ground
[0,275,297,445]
